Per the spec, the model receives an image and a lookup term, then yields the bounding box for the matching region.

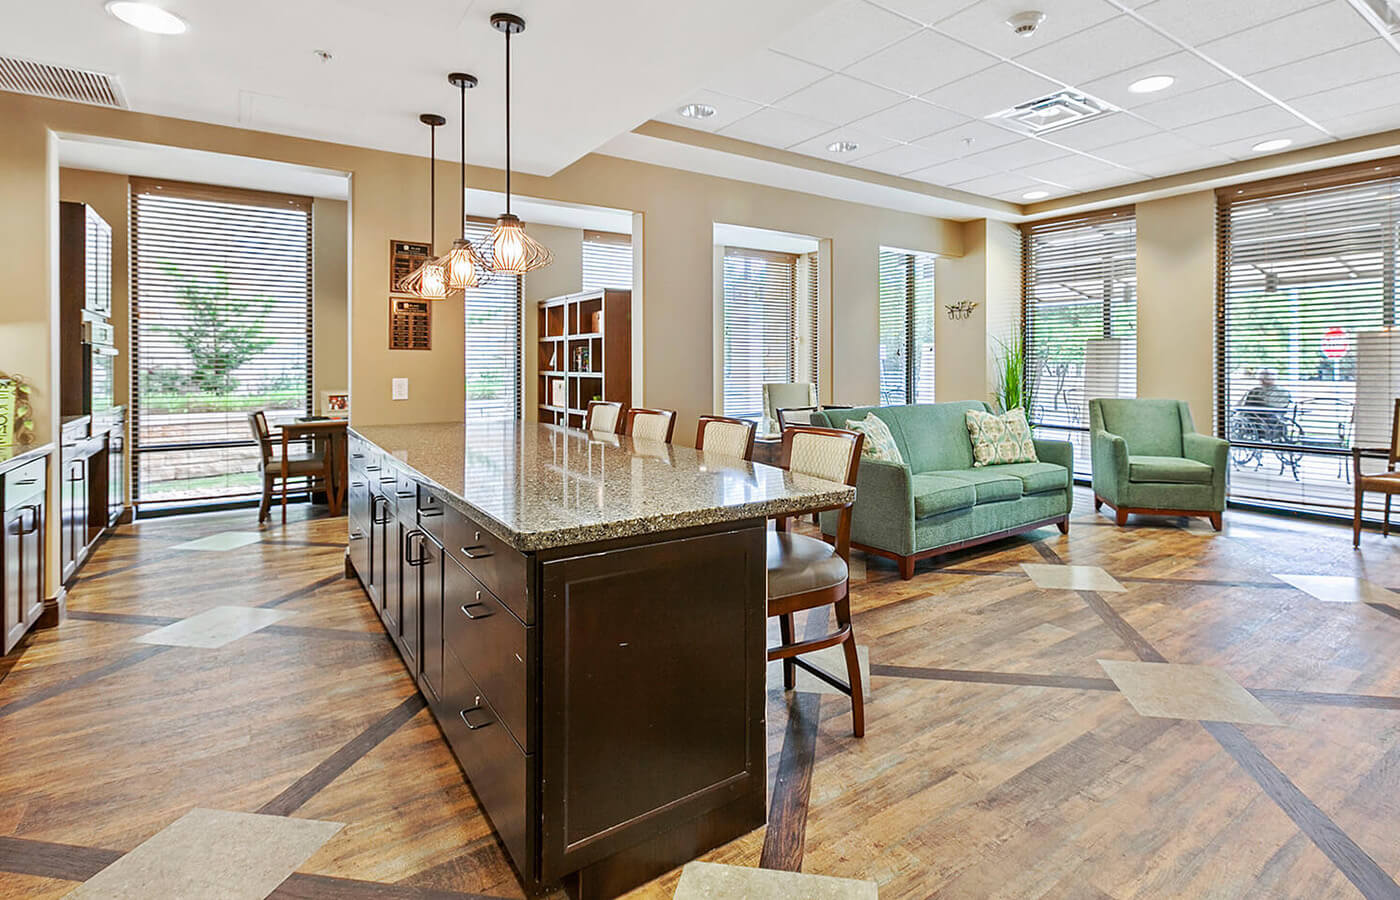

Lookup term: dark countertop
[0,442,55,475]
[351,420,855,552]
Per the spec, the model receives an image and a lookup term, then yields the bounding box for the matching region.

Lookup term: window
[878,247,936,405]
[582,230,632,290]
[1022,208,1137,475]
[721,247,800,419]
[464,218,522,419]
[130,178,312,506]
[1217,161,1400,517]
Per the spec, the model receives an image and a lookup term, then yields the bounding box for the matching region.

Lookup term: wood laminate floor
[3,491,1400,898]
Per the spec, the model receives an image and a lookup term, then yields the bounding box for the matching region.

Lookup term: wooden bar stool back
[768,425,865,737]
[695,415,756,461]
[626,407,677,443]
[584,400,624,434]
[1353,398,1400,547]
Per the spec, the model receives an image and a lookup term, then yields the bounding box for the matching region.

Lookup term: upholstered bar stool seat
[767,532,847,598]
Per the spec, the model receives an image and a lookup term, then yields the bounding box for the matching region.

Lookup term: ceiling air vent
[0,57,128,109]
[1351,0,1400,35]
[989,90,1113,136]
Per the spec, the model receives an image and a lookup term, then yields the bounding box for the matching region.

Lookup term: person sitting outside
[1239,368,1293,443]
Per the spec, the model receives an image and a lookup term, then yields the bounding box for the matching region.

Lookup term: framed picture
[550,378,566,409]
[321,390,350,417]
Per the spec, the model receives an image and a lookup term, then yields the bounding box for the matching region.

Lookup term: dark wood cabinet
[60,439,92,584]
[106,428,124,527]
[2,456,46,654]
[57,410,125,586]
[59,202,114,420]
[417,531,445,702]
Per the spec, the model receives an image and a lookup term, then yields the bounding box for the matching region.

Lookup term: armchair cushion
[1128,455,1213,484]
[926,468,1023,504]
[1095,397,1184,457]
[910,474,976,518]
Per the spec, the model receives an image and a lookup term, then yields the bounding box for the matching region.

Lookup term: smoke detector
[1006,10,1046,36]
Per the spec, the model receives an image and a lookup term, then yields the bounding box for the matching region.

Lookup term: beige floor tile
[1021,563,1126,592]
[63,808,342,900]
[1274,574,1398,604]
[170,531,263,552]
[768,645,871,697]
[673,861,878,899]
[134,605,292,649]
[1098,660,1282,726]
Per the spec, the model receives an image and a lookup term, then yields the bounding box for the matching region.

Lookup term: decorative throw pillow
[965,408,1038,467]
[846,413,904,465]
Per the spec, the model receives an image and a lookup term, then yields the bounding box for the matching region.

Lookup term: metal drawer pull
[418,508,443,518]
[351,453,364,459]
[459,706,492,730]
[349,530,365,540]
[12,478,36,485]
[460,598,493,620]
[364,464,380,471]
[380,475,397,484]
[396,490,415,497]
[460,545,492,559]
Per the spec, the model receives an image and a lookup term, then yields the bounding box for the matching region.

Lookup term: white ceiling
[656,0,1400,202]
[714,222,820,254]
[5,0,817,176]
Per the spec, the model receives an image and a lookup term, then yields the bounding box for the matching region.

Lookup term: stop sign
[1321,327,1350,360]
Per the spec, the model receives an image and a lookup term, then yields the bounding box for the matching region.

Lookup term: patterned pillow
[845,413,904,465]
[965,408,1038,467]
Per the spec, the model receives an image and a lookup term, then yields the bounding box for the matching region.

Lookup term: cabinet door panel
[419,533,445,702]
[399,524,420,670]
[22,500,44,627]
[3,507,23,652]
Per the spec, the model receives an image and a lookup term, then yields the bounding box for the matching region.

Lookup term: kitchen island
[344,421,854,899]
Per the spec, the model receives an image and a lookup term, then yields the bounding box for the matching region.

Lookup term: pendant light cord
[429,123,436,249]
[460,81,467,239]
[504,27,512,216]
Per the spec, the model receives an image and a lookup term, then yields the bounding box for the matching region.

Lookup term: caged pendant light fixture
[399,113,449,299]
[484,12,553,275]
[439,72,493,291]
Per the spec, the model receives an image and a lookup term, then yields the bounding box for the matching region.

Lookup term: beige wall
[1136,190,1218,432]
[312,198,349,410]
[935,221,990,404]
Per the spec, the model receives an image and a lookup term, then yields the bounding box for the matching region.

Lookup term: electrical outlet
[392,378,408,400]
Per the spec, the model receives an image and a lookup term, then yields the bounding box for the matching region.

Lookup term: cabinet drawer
[439,649,532,874]
[4,459,46,506]
[446,509,530,624]
[416,487,447,542]
[445,557,531,751]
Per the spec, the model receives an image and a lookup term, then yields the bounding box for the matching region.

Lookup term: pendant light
[485,12,553,275]
[398,113,448,299]
[439,71,493,291]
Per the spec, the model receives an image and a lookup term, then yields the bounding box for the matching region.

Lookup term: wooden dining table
[278,417,349,515]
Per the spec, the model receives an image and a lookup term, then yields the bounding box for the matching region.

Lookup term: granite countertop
[0,442,56,474]
[351,421,856,552]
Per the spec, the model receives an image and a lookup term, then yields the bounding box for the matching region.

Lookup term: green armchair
[1089,398,1228,530]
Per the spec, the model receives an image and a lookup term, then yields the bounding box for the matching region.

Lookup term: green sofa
[1089,398,1228,530]
[809,402,1073,579]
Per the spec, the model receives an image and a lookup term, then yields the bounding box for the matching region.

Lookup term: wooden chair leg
[1385,494,1393,538]
[778,613,795,690]
[281,474,288,524]
[1056,518,1069,535]
[1354,487,1365,548]
[835,593,864,738]
[1115,507,1129,526]
[1208,512,1222,531]
[898,556,916,580]
[258,476,271,524]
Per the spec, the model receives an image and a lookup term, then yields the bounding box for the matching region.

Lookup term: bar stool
[625,407,677,443]
[584,400,624,433]
[695,415,756,461]
[768,425,865,737]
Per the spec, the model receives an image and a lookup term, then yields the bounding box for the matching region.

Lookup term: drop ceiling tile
[954,172,1052,199]
[845,29,999,95]
[788,126,901,162]
[915,119,1023,156]
[1292,72,1400,123]
[905,157,999,186]
[1014,153,1133,189]
[960,138,1070,171]
[655,91,763,132]
[855,141,953,175]
[706,50,831,105]
[771,0,922,70]
[1134,0,1328,46]
[868,0,980,26]
[1130,147,1234,176]
[1211,126,1330,160]
[1132,80,1271,130]
[1039,113,1160,151]
[1174,105,1312,147]
[1320,106,1400,138]
[1249,40,1400,101]
[1018,16,1179,86]
[1078,52,1229,110]
[775,74,905,124]
[1197,2,1376,76]
[934,0,1122,61]
[1094,130,1204,166]
[719,107,835,149]
[851,98,971,142]
[921,63,1061,118]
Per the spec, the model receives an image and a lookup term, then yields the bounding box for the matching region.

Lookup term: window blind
[805,254,820,392]
[878,247,936,405]
[1217,160,1400,516]
[582,230,632,291]
[465,217,522,419]
[721,247,798,419]
[1022,208,1137,475]
[129,178,312,505]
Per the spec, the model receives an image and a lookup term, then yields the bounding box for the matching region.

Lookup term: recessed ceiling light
[1022,190,1050,200]
[106,1,187,33]
[1128,74,1174,94]
[827,140,859,153]
[1252,138,1293,153]
[678,103,716,119]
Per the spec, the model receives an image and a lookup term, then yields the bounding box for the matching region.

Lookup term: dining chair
[763,382,816,431]
[584,400,624,434]
[1352,398,1400,547]
[695,415,756,461]
[625,407,677,443]
[248,411,332,524]
[767,425,865,737]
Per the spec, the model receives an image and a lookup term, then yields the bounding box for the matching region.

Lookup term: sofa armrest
[1090,429,1129,503]
[827,458,915,556]
[1032,437,1073,477]
[1183,431,1229,509]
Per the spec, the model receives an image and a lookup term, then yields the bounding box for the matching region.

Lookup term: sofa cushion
[926,469,1023,504]
[910,474,977,519]
[846,413,904,464]
[813,401,988,473]
[1128,454,1214,485]
[965,408,1037,467]
[989,461,1069,495]
[1095,398,1184,457]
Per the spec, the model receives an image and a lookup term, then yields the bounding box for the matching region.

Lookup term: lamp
[485,12,553,275]
[439,72,492,291]
[398,113,448,299]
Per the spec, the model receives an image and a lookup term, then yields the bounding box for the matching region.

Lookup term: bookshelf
[537,288,631,429]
